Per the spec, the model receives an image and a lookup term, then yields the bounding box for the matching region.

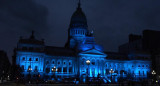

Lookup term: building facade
[14,2,151,82]
[0,50,11,82]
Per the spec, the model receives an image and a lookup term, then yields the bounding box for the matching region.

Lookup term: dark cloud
[1,0,160,62]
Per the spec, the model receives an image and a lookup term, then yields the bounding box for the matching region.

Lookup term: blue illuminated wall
[15,35,151,82]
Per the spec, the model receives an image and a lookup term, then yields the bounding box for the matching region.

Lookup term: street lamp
[86,60,90,83]
[152,70,156,82]
[109,69,114,83]
[86,60,90,65]
[51,66,58,81]
[152,70,156,75]
[28,67,32,84]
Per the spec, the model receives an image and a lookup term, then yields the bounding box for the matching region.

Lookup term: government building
[13,1,151,82]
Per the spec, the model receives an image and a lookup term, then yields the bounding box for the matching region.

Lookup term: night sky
[0,0,160,62]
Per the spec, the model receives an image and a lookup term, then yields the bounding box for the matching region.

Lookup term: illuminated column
[72,60,74,73]
[67,60,69,73]
[100,59,102,74]
[61,60,63,74]
[25,59,27,72]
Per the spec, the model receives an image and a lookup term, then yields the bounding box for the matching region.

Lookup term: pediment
[79,49,107,57]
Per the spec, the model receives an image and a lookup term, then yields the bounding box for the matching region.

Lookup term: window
[21,65,24,71]
[22,47,27,50]
[45,68,50,73]
[28,65,31,69]
[22,74,24,77]
[58,67,61,72]
[22,57,25,61]
[82,59,85,65]
[114,70,118,74]
[33,74,36,77]
[29,47,33,51]
[27,65,31,72]
[132,65,134,67]
[58,62,60,65]
[138,65,140,67]
[35,66,38,72]
[46,61,49,65]
[69,62,71,65]
[132,71,134,74]
[69,67,72,73]
[35,48,40,51]
[92,62,95,65]
[106,64,107,67]
[36,58,38,61]
[52,61,54,64]
[63,62,66,65]
[29,58,32,61]
[63,67,67,73]
[106,69,109,74]
[142,65,144,67]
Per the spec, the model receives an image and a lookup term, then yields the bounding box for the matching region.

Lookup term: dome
[69,2,88,29]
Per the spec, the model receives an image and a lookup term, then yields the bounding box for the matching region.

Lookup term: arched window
[22,57,25,61]
[69,67,72,73]
[106,69,109,74]
[92,62,95,65]
[63,67,67,73]
[58,61,60,65]
[82,59,85,65]
[36,58,38,61]
[52,61,55,64]
[106,64,107,67]
[132,71,134,74]
[35,66,38,72]
[29,58,32,61]
[46,61,49,65]
[45,68,50,73]
[21,65,24,71]
[114,70,118,74]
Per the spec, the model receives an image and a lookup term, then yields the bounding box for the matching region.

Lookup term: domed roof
[69,2,88,29]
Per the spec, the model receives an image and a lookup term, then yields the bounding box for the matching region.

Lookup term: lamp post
[86,60,90,83]
[51,66,58,81]
[152,70,156,82]
[109,69,114,83]
[28,67,32,84]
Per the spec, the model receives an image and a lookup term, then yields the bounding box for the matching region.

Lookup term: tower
[65,1,89,48]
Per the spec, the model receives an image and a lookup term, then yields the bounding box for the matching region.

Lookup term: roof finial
[30,30,35,39]
[78,0,81,8]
